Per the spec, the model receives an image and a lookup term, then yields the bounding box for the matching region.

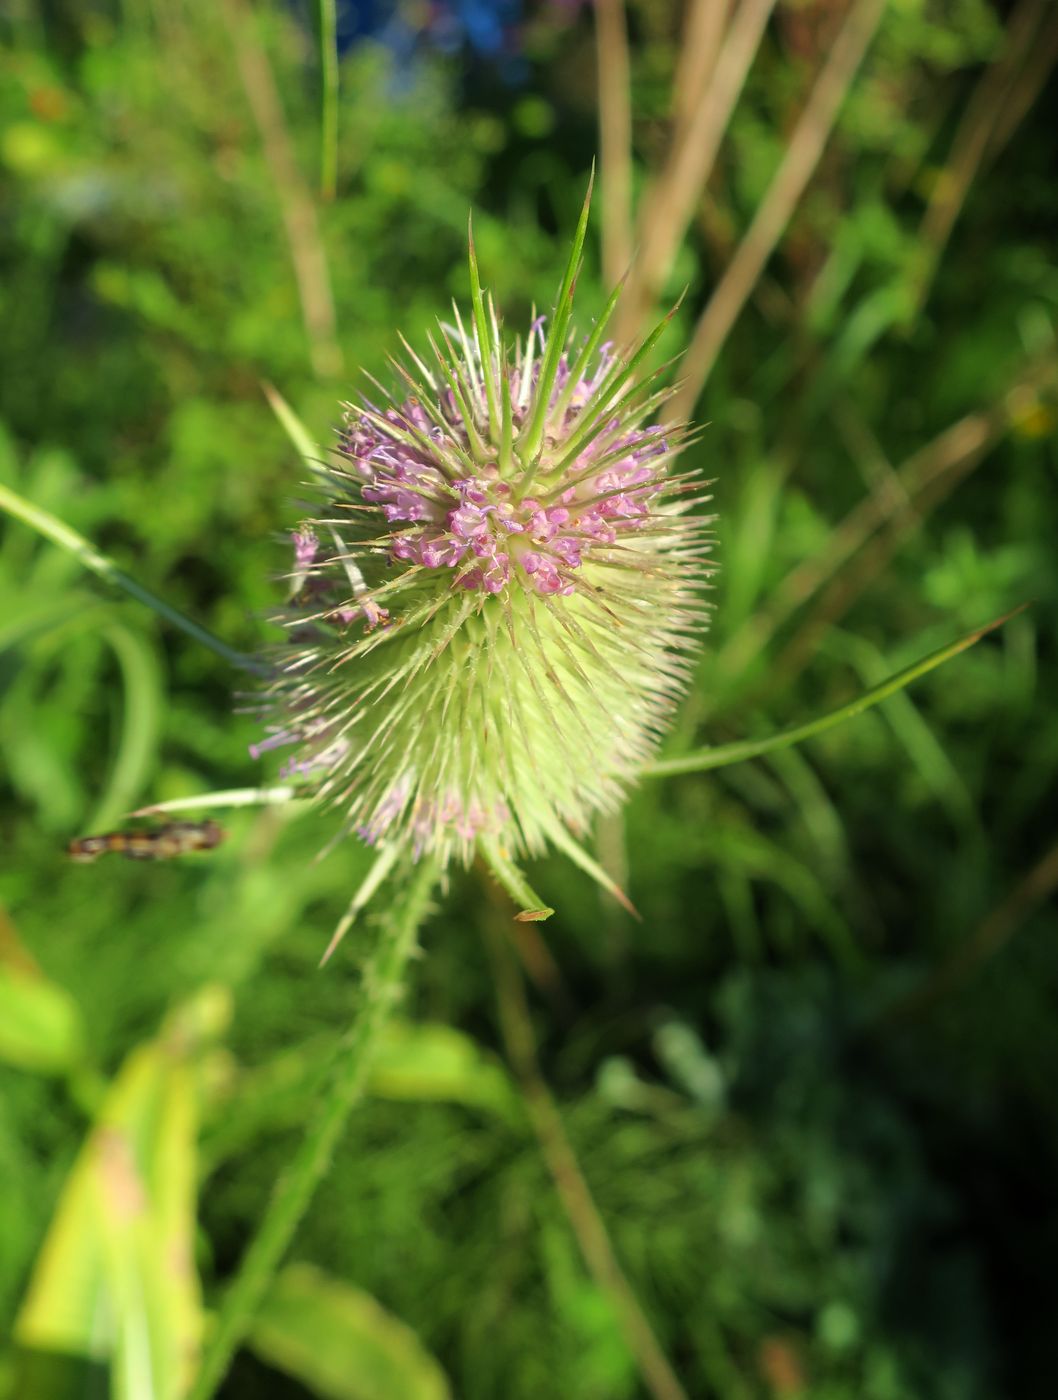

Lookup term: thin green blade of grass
[0,481,263,676]
[262,381,328,477]
[130,786,303,817]
[641,607,1027,778]
[87,622,165,831]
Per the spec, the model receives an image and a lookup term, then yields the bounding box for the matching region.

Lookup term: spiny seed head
[254,217,712,871]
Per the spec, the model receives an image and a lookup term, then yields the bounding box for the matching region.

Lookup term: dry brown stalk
[672,0,733,143]
[667,0,888,422]
[770,431,993,688]
[716,357,1058,687]
[985,10,1058,160]
[221,0,343,380]
[771,360,1056,688]
[831,396,916,518]
[483,906,690,1400]
[911,0,1052,319]
[616,0,778,342]
[888,835,1058,1023]
[595,0,634,287]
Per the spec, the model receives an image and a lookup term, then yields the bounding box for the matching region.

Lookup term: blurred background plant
[1,0,1057,1396]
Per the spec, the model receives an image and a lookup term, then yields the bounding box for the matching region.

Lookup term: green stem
[130,786,304,817]
[0,481,264,675]
[640,607,1024,779]
[188,857,439,1399]
[483,906,689,1400]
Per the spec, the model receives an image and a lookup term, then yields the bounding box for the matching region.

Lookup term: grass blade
[130,786,304,817]
[87,622,165,831]
[262,381,328,478]
[187,858,439,1400]
[0,481,264,675]
[641,607,1026,778]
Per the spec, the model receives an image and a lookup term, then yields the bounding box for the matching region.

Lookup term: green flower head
[253,196,712,896]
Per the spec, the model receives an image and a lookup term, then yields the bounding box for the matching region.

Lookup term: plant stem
[188,857,439,1400]
[714,356,1056,691]
[594,0,633,287]
[671,0,732,144]
[131,786,304,817]
[0,481,263,675]
[910,0,1052,320]
[885,836,1058,1024]
[221,0,343,379]
[641,607,1024,779]
[483,907,690,1400]
[616,0,775,341]
[667,0,888,420]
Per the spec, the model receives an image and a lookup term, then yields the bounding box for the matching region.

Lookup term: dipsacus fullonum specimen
[254,194,712,913]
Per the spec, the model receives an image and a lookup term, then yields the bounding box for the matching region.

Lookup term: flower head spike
[254,193,713,910]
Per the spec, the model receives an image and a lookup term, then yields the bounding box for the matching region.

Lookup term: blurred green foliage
[2,1,1058,1397]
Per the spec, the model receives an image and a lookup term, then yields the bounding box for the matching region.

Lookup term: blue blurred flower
[332,0,522,61]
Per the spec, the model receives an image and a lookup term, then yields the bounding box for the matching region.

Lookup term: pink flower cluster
[358,779,511,858]
[342,410,668,598]
[286,525,390,629]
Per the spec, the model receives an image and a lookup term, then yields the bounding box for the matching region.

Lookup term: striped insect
[67,819,225,864]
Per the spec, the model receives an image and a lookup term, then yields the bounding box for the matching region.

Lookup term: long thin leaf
[319,842,400,967]
[641,607,1026,779]
[87,622,165,831]
[535,809,639,918]
[13,993,222,1399]
[130,786,303,817]
[0,962,84,1075]
[0,482,262,675]
[249,1264,450,1400]
[262,381,328,477]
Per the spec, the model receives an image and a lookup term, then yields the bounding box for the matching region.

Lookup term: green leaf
[0,963,84,1075]
[641,607,1026,779]
[201,1020,519,1173]
[12,991,226,1400]
[248,1263,451,1400]
[369,1021,519,1122]
[130,785,304,817]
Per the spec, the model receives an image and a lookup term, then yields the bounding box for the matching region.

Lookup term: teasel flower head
[254,186,712,923]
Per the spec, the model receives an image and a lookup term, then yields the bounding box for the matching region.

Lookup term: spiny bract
[254,206,712,881]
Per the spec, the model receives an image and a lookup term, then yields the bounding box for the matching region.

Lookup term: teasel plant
[0,192,1023,1400]
[3,0,1052,1394]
